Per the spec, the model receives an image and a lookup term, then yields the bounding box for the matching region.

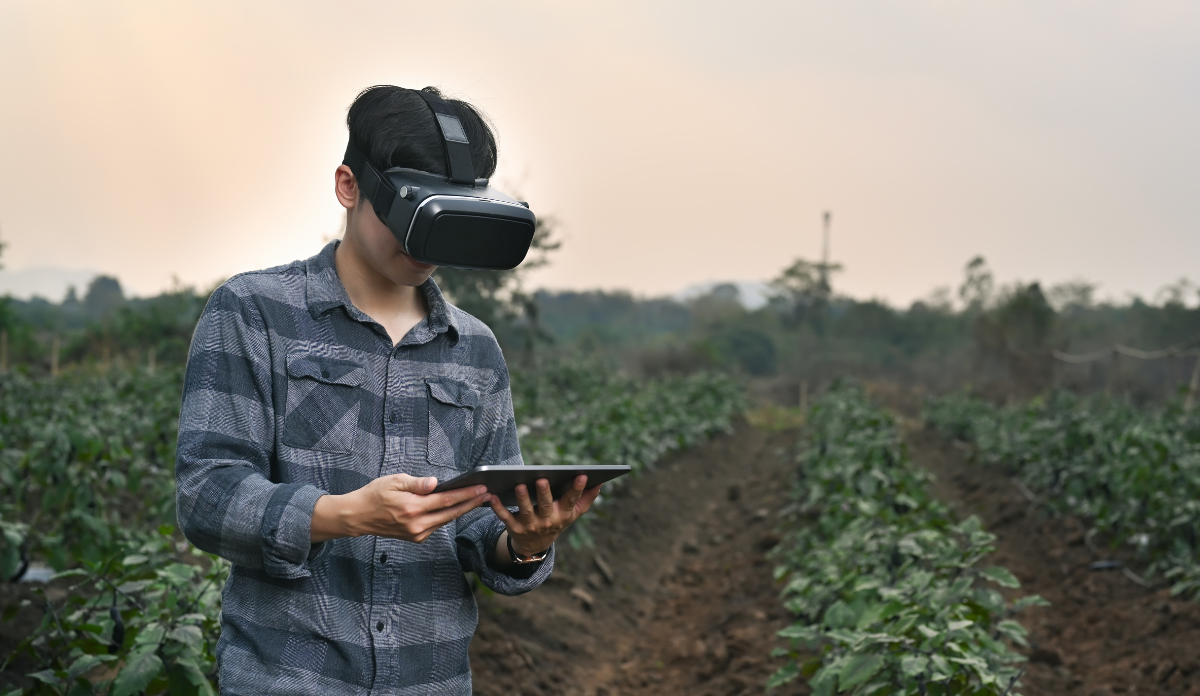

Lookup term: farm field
[2,362,1199,695]
[467,384,1200,696]
[0,360,742,695]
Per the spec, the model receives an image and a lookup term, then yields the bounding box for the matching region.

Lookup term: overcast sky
[1,0,1197,305]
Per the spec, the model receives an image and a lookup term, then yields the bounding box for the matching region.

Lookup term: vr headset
[342,91,536,270]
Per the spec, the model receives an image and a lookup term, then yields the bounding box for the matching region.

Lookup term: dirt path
[906,426,1200,696]
[469,421,809,696]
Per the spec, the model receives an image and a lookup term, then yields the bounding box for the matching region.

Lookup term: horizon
[3,258,1195,311]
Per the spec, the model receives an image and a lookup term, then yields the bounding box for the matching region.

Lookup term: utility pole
[819,211,831,295]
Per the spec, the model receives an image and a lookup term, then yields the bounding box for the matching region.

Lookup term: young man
[175,85,598,695]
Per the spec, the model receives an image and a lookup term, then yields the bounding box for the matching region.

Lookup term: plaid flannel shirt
[175,241,552,695]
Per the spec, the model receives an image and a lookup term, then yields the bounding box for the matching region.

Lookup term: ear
[334,165,358,209]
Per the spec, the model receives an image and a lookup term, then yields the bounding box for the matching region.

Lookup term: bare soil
[469,421,808,696]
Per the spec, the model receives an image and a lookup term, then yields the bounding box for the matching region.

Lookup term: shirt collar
[305,240,458,341]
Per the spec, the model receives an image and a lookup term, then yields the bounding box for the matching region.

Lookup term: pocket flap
[286,353,367,387]
[427,379,479,409]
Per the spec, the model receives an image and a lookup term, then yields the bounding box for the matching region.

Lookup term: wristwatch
[507,534,549,564]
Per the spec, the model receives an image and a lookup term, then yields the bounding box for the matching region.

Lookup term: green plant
[513,356,745,473]
[924,390,1200,599]
[3,527,226,696]
[770,384,1041,695]
[0,369,182,572]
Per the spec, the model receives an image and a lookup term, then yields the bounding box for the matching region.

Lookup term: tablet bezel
[430,465,632,507]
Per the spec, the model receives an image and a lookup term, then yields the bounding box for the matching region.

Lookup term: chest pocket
[282,353,367,454]
[426,378,479,471]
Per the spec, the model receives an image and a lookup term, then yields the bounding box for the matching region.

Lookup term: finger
[414,493,490,533]
[514,484,536,517]
[575,485,603,516]
[487,495,520,528]
[427,485,490,512]
[535,479,554,517]
[561,475,587,511]
[397,484,487,516]
[388,473,437,494]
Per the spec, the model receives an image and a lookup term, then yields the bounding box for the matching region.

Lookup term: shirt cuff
[260,483,328,579]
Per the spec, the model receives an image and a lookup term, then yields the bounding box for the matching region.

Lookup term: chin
[385,259,435,287]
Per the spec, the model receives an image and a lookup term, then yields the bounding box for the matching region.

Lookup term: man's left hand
[487,475,601,557]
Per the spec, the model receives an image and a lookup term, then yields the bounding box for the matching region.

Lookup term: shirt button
[321,369,330,379]
[379,553,388,564]
[376,621,385,632]
[390,412,399,424]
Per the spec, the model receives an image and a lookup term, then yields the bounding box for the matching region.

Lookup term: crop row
[923,391,1200,600]
[770,385,1042,695]
[513,356,745,470]
[1,360,745,695]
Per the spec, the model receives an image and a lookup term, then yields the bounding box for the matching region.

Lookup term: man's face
[336,165,437,287]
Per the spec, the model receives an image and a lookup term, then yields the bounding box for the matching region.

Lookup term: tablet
[430,465,632,507]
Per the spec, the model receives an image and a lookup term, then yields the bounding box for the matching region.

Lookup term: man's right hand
[311,474,490,543]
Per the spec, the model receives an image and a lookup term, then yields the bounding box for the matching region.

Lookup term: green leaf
[929,653,952,680]
[134,622,166,646]
[838,653,885,690]
[168,624,204,651]
[823,600,856,629]
[1010,594,1050,611]
[67,654,114,680]
[809,663,839,696]
[947,619,974,632]
[111,652,164,696]
[855,602,888,630]
[121,554,149,566]
[168,658,215,696]
[116,580,151,594]
[995,620,1029,646]
[900,654,928,676]
[158,563,197,584]
[0,545,19,581]
[777,624,819,643]
[766,660,800,689]
[28,669,62,686]
[981,566,1021,588]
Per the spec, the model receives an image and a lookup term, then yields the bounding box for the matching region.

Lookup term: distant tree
[770,258,842,302]
[83,276,125,320]
[1047,279,1097,312]
[958,256,994,311]
[720,329,777,376]
[689,284,745,327]
[972,282,1057,395]
[770,257,843,330]
[1155,277,1197,308]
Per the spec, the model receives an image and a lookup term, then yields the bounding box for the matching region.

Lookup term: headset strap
[342,140,396,220]
[417,90,477,186]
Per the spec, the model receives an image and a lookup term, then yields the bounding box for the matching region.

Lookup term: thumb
[389,473,437,494]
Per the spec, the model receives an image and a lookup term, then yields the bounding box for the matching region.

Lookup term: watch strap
[507,533,549,564]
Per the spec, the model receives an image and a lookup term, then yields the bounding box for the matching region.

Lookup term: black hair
[346,85,498,179]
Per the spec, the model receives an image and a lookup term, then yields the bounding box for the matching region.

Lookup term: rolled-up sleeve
[175,283,327,578]
[454,363,554,593]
